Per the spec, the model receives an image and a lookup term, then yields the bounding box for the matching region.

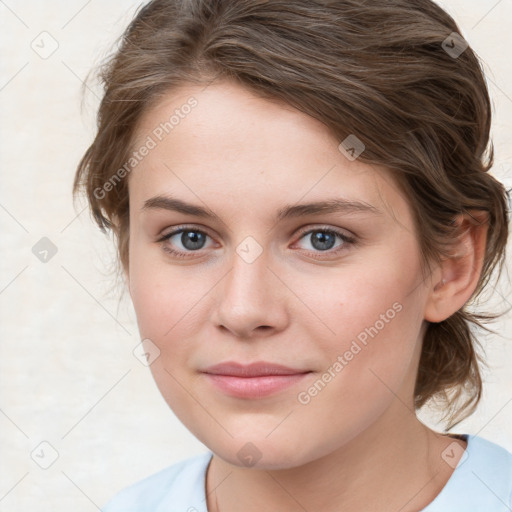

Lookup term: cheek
[305,251,424,345]
[128,258,209,416]
[304,251,426,393]
[291,269,424,448]
[128,234,205,339]
[130,268,204,343]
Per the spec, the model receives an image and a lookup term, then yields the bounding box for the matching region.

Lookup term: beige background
[0,1,511,510]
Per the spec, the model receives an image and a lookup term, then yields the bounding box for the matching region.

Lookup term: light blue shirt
[103,434,512,511]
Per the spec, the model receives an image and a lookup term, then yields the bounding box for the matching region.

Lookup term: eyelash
[156,225,357,260]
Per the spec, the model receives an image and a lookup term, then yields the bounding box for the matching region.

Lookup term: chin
[213,444,308,470]
[200,429,330,471]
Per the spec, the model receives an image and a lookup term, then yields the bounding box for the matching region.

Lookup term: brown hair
[73,0,509,428]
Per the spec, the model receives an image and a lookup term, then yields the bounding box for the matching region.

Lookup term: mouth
[201,361,312,399]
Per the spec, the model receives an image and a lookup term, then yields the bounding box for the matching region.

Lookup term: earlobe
[424,211,489,323]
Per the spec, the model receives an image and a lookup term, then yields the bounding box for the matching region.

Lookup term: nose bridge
[214,236,287,335]
[224,239,272,309]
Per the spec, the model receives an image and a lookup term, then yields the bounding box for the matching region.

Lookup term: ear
[424,210,489,323]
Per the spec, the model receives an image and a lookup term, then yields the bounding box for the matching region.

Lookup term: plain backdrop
[0,1,511,510]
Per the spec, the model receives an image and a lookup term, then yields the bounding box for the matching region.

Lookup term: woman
[73,1,512,510]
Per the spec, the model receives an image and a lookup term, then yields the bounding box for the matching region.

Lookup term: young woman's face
[127,81,434,469]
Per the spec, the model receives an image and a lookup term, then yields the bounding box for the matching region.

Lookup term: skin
[125,80,487,512]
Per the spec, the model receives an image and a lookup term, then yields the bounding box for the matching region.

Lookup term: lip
[202,361,312,399]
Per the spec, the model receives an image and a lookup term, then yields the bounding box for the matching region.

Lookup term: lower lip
[204,373,310,398]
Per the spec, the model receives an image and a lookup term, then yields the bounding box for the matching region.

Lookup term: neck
[205,404,466,512]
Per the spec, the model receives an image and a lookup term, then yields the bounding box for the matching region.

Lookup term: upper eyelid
[295,225,354,238]
[158,224,212,238]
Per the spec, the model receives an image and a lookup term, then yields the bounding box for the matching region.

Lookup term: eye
[157,226,215,258]
[294,227,356,256]
[157,225,357,260]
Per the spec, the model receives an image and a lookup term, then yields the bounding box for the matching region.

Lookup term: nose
[212,245,289,340]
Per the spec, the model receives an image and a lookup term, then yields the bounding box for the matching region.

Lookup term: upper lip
[202,361,310,377]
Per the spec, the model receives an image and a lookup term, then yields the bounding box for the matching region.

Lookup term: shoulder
[465,434,512,473]
[102,451,213,512]
[464,434,512,495]
[424,434,512,512]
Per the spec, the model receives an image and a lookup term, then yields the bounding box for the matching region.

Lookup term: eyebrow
[141,195,382,221]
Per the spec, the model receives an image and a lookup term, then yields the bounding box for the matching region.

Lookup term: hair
[73,0,509,428]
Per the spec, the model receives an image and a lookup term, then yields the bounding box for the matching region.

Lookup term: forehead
[128,80,410,224]
[132,80,337,169]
